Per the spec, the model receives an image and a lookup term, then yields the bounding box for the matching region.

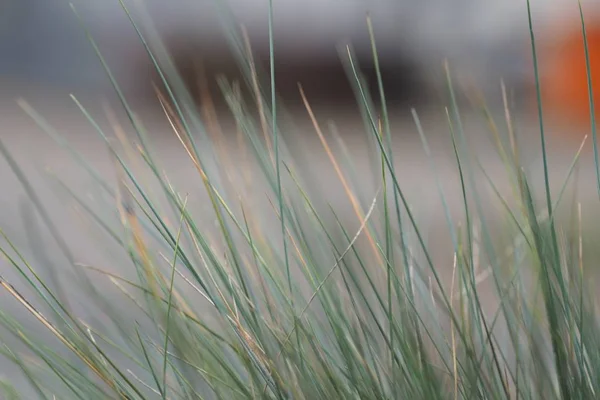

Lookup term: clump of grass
[0,1,599,399]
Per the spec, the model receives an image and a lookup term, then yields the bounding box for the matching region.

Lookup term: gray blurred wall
[0,0,597,99]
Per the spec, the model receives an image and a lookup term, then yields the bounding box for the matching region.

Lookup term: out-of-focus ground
[2,0,600,395]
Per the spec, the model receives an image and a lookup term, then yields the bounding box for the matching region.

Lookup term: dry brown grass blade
[0,277,125,398]
[110,148,160,299]
[265,195,309,273]
[299,84,383,267]
[242,24,274,167]
[273,189,379,362]
[152,83,195,163]
[155,88,208,185]
[195,59,239,189]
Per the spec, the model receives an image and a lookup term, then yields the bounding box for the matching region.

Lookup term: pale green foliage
[0,1,599,399]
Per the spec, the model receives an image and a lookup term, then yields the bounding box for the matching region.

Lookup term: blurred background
[0,0,594,107]
[0,0,597,113]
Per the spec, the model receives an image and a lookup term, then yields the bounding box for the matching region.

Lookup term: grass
[0,1,599,399]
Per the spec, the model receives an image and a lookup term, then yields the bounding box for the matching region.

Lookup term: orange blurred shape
[538,17,600,132]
